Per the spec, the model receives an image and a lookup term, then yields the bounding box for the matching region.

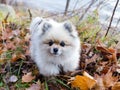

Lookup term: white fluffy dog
[30,17,81,76]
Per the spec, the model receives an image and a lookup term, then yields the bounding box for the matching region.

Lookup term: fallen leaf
[71,72,96,90]
[96,41,117,64]
[94,71,118,89]
[25,33,30,42]
[94,74,105,90]
[83,71,94,80]
[0,59,4,64]
[106,48,117,64]
[11,53,26,62]
[0,50,4,55]
[112,82,120,90]
[22,72,35,83]
[85,54,99,65]
[102,72,118,88]
[82,43,92,54]
[26,80,44,90]
[9,75,18,83]
[116,64,120,73]
[26,83,41,90]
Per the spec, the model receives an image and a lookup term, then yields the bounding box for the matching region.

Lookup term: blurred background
[0,0,120,31]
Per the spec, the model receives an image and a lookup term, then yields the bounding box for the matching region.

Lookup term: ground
[0,5,120,90]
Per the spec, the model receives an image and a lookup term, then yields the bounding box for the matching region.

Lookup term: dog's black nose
[53,48,58,53]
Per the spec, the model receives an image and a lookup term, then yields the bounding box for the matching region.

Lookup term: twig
[3,12,10,23]
[105,0,119,37]
[115,17,120,28]
[72,0,79,11]
[44,1,93,19]
[77,0,96,25]
[28,9,32,21]
[64,0,70,15]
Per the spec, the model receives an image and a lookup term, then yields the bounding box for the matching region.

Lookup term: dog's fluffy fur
[30,17,81,76]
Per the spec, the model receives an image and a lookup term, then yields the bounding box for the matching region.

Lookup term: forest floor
[0,5,120,90]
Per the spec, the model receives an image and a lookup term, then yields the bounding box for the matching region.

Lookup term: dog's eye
[48,40,54,46]
[60,41,65,47]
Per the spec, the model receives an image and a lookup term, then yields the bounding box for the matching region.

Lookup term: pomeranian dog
[30,17,81,76]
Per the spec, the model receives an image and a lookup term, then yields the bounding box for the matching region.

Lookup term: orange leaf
[11,54,26,62]
[0,50,4,54]
[96,41,117,64]
[96,46,112,55]
[112,82,120,90]
[71,72,96,90]
[22,72,35,83]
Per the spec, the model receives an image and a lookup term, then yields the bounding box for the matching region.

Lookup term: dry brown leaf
[26,80,45,90]
[22,72,35,83]
[82,43,92,54]
[6,42,16,50]
[112,82,120,90]
[102,72,117,88]
[107,48,117,63]
[26,83,41,90]
[11,54,26,62]
[95,71,118,89]
[71,72,96,90]
[25,33,30,42]
[96,46,111,54]
[94,74,105,90]
[0,50,4,55]
[85,54,99,65]
[96,41,117,64]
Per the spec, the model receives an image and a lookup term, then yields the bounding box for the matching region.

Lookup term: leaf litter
[0,9,120,90]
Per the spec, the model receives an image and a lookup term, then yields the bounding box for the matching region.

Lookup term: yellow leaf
[83,71,94,80]
[22,72,35,83]
[71,74,96,90]
[0,59,4,64]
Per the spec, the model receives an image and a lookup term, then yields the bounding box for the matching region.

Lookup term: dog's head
[30,17,80,59]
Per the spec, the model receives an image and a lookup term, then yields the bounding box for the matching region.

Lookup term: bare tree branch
[105,0,119,37]
[72,0,79,11]
[3,12,10,23]
[64,0,70,15]
[77,0,96,25]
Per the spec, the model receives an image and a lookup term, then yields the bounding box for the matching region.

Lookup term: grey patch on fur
[64,22,76,38]
[64,22,72,32]
[35,20,43,29]
[58,64,65,75]
[42,22,51,33]
[32,19,43,34]
[70,34,76,38]
[38,19,43,25]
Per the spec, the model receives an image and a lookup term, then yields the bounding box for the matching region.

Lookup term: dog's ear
[30,17,43,34]
[63,21,74,33]
[63,21,78,38]
[42,22,52,33]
